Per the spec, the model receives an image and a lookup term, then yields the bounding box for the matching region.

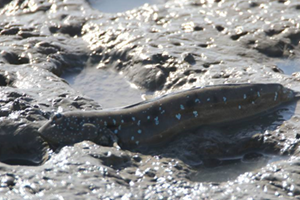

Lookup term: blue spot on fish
[195,99,200,103]
[238,105,241,109]
[113,119,116,125]
[136,141,139,145]
[193,111,198,117]
[147,116,151,120]
[104,121,107,126]
[207,98,210,102]
[138,130,142,134]
[176,114,181,120]
[223,97,226,102]
[114,130,118,134]
[154,117,159,125]
[132,117,136,121]
[137,120,141,126]
[274,92,278,101]
[257,91,260,97]
[161,110,165,114]
[131,136,134,141]
[180,104,185,110]
[118,125,122,130]
[244,94,247,99]
[121,119,124,123]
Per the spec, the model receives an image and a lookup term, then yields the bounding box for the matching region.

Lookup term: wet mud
[1,0,300,199]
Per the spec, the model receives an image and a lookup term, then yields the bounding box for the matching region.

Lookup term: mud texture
[1,0,300,199]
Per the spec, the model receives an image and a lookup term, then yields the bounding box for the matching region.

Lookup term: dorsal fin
[118,84,254,110]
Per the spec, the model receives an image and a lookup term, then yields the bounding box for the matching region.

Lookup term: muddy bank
[1,0,300,199]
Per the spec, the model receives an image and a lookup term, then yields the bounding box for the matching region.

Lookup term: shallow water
[88,0,166,13]
[190,154,288,182]
[277,59,300,75]
[62,67,143,108]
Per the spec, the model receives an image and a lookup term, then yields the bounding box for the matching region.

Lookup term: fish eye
[51,113,63,123]
[56,113,62,118]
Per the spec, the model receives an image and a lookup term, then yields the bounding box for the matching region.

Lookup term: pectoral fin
[94,127,120,149]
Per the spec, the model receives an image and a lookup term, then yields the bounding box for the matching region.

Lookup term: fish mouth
[37,122,56,143]
[37,122,63,149]
[37,122,50,134]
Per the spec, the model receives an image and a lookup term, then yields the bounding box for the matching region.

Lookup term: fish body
[38,83,295,149]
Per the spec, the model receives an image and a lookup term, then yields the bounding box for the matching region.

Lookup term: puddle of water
[190,154,288,182]
[277,59,300,75]
[88,0,166,13]
[62,67,143,108]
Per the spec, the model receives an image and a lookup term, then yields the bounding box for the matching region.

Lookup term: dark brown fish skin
[38,83,295,149]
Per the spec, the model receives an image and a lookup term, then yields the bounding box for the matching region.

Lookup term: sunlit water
[89,0,166,13]
[62,67,143,108]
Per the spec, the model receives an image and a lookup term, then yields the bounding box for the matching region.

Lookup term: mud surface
[1,0,300,199]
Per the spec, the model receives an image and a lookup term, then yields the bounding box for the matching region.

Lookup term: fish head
[38,112,99,147]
